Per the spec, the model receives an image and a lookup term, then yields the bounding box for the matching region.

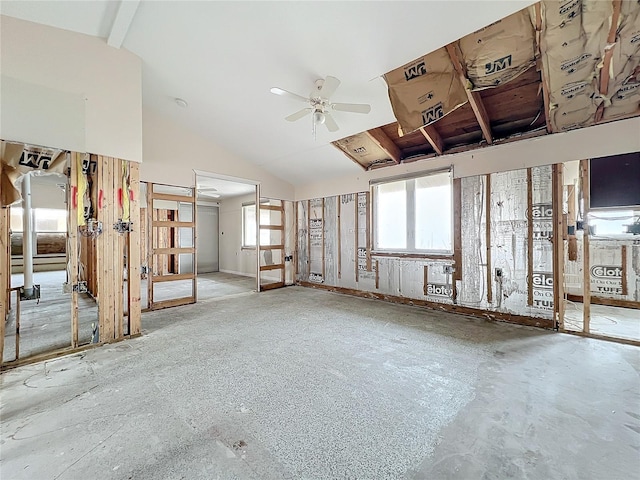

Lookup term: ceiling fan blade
[286,108,312,122]
[324,112,339,132]
[319,76,340,99]
[332,102,371,114]
[271,87,309,103]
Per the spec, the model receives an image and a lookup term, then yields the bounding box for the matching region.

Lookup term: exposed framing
[445,42,493,145]
[580,159,591,333]
[144,182,196,311]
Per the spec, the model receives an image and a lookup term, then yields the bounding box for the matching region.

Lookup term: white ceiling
[1,0,536,186]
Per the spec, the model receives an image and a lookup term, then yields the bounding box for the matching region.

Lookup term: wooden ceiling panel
[432,103,481,140]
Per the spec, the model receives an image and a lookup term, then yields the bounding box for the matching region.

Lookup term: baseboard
[298,281,555,330]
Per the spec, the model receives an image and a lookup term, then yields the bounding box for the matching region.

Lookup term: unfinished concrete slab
[1,287,639,479]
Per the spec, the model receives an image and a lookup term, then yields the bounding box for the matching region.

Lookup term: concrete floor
[141,271,256,308]
[3,272,255,363]
[1,287,639,479]
[564,302,640,341]
[4,271,97,362]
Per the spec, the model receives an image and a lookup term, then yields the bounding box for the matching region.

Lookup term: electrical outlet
[494,268,503,279]
[443,265,455,274]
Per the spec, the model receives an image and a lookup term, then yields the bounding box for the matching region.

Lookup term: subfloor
[1,287,639,479]
[4,271,97,362]
[564,301,640,341]
[141,271,255,307]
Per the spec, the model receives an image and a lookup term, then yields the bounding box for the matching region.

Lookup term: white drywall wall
[218,193,257,278]
[0,15,143,162]
[295,117,640,200]
[141,108,295,200]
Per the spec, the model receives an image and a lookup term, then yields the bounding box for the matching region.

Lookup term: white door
[196,205,219,273]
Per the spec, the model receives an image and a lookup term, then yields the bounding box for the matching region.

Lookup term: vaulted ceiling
[1,1,542,186]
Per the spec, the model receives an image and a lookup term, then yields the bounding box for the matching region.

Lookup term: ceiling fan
[270,76,371,135]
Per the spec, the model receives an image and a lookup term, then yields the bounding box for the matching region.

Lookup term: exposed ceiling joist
[419,125,444,155]
[533,3,552,133]
[596,0,622,122]
[445,43,493,145]
[366,127,402,164]
[107,0,140,48]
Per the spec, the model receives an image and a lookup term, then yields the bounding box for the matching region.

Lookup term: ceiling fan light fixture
[313,110,326,125]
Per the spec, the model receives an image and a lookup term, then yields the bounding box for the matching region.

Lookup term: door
[196,205,219,273]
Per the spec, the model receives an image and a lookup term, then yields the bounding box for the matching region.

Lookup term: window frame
[241,202,271,249]
[372,168,454,256]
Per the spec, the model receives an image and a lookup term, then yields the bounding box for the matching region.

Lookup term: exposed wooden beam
[419,125,444,155]
[445,43,493,144]
[534,3,553,133]
[366,128,402,164]
[107,0,141,48]
[596,0,622,122]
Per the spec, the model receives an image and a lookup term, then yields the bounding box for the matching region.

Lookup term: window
[589,210,639,236]
[373,170,452,253]
[9,207,67,233]
[242,204,271,247]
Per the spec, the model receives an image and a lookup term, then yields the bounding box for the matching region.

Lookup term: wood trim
[259,244,284,251]
[366,127,402,164]
[445,42,493,144]
[260,224,284,230]
[260,264,285,271]
[152,220,194,228]
[581,159,591,333]
[150,192,195,203]
[485,174,493,304]
[566,294,640,310]
[375,260,379,289]
[419,125,444,155]
[152,247,195,255]
[298,281,555,329]
[621,245,628,296]
[152,273,196,283]
[260,204,284,211]
[371,252,453,260]
[527,168,534,306]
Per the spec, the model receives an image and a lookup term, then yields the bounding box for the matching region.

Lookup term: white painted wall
[295,117,640,200]
[141,108,294,200]
[218,193,257,278]
[0,15,143,162]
